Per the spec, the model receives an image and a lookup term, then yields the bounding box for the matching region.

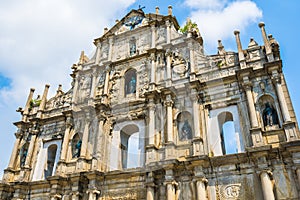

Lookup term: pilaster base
[250,127,264,146]
[146,145,158,165]
[283,121,297,141]
[165,142,176,160]
[192,137,204,156]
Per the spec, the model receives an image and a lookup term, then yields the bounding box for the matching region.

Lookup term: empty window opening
[44,144,57,179]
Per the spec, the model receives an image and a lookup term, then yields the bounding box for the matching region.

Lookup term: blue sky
[0,0,299,178]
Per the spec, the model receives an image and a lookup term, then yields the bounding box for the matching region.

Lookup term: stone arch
[218,111,236,155]
[176,111,193,141]
[208,105,244,156]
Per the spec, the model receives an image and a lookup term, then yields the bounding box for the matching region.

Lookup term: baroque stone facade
[1,6,300,200]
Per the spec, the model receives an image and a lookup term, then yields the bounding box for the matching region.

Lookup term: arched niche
[176,111,193,141]
[71,133,82,159]
[124,68,137,96]
[19,142,29,167]
[257,95,280,130]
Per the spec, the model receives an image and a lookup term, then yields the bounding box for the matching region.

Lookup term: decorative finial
[168,5,173,15]
[155,6,160,14]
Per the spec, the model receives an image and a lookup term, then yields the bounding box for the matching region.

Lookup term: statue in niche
[263,102,278,127]
[20,145,28,167]
[130,43,136,56]
[73,139,82,158]
[179,120,193,140]
[126,76,136,94]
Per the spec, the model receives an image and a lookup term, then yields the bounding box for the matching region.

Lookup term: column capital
[164,100,173,107]
[242,82,253,91]
[271,74,281,84]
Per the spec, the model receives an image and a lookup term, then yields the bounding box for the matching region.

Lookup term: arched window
[72,133,81,158]
[120,124,141,169]
[44,144,57,179]
[124,69,137,96]
[177,111,193,141]
[218,112,237,155]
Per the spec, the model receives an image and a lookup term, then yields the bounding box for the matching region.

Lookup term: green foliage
[179,20,199,34]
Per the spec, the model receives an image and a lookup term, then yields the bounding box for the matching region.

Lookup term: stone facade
[1,7,300,200]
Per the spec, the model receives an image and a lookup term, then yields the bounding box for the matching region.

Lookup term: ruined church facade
[1,6,300,200]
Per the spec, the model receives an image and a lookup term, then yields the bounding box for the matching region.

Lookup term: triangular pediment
[98,9,149,40]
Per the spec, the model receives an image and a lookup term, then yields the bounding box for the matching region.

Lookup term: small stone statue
[128,76,136,94]
[263,103,278,127]
[73,140,82,158]
[130,43,136,55]
[180,120,193,140]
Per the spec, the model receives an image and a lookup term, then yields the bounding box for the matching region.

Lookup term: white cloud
[0,0,136,178]
[185,0,262,52]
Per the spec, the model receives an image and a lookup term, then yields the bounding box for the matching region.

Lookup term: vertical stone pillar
[259,22,274,62]
[37,84,50,118]
[296,168,300,187]
[87,189,100,200]
[150,53,156,87]
[92,118,104,170]
[260,171,275,200]
[273,75,291,122]
[166,21,171,44]
[148,99,156,145]
[165,50,172,86]
[196,178,207,200]
[191,92,200,138]
[151,24,156,48]
[165,96,174,143]
[108,37,114,61]
[60,116,72,161]
[166,182,175,200]
[188,42,196,80]
[90,70,97,99]
[22,88,35,121]
[95,43,102,64]
[103,66,110,95]
[8,132,22,169]
[80,117,90,158]
[234,30,246,69]
[72,76,80,105]
[24,132,37,168]
[147,186,155,200]
[244,84,259,128]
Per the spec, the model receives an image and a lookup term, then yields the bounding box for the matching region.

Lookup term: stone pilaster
[22,88,35,122]
[260,170,275,200]
[37,84,50,118]
[234,30,246,69]
[196,178,208,200]
[165,50,172,87]
[259,22,274,62]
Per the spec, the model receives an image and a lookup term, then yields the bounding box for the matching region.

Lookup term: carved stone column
[260,171,275,200]
[147,186,155,200]
[234,30,246,69]
[37,84,50,118]
[273,75,291,122]
[196,178,208,200]
[90,70,97,99]
[7,132,22,169]
[165,50,172,86]
[151,24,156,48]
[148,99,156,145]
[150,53,156,90]
[166,20,171,44]
[296,168,300,187]
[22,88,35,122]
[24,131,37,168]
[188,42,196,80]
[103,66,110,95]
[166,181,176,200]
[80,116,90,158]
[243,81,263,146]
[259,22,274,62]
[165,96,174,143]
[72,76,80,105]
[60,116,72,161]
[92,118,104,171]
[108,37,114,61]
[95,43,102,64]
